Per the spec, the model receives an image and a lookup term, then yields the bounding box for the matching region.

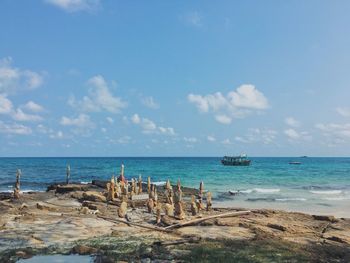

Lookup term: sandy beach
[1,180,349,262]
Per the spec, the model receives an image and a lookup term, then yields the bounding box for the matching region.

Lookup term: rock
[55,184,89,194]
[82,191,107,202]
[267,223,287,231]
[118,201,127,218]
[312,215,338,223]
[326,236,347,243]
[36,202,57,211]
[164,203,174,216]
[15,250,31,259]
[80,206,90,214]
[72,245,98,255]
[147,198,154,213]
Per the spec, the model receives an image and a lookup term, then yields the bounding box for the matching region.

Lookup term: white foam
[253,188,280,193]
[276,198,306,202]
[153,181,166,186]
[239,189,253,194]
[322,197,349,201]
[310,190,342,195]
[80,181,91,185]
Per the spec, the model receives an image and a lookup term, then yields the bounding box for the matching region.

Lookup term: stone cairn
[196,181,205,211]
[66,164,70,184]
[164,179,174,216]
[156,202,162,224]
[107,176,115,202]
[147,176,151,194]
[206,192,212,211]
[138,175,143,194]
[174,180,185,220]
[13,169,21,199]
[147,185,154,213]
[190,195,198,216]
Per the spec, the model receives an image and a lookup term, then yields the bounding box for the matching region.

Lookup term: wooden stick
[97,215,172,233]
[164,210,251,230]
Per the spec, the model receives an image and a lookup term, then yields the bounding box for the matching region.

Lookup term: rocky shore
[0,180,349,262]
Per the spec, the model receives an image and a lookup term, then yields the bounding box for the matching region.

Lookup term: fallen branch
[164,210,251,230]
[97,215,172,233]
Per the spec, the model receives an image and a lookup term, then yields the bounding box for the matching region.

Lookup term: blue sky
[0,0,350,157]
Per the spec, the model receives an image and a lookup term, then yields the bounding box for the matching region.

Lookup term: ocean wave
[253,188,280,193]
[310,190,342,195]
[322,197,350,201]
[275,198,306,202]
[80,181,91,185]
[153,181,166,186]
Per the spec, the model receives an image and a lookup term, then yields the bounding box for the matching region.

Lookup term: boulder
[82,191,107,202]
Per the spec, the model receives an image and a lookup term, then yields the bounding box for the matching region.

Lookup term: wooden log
[97,215,172,233]
[164,210,251,230]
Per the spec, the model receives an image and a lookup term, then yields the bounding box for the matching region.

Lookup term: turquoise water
[1,157,350,216]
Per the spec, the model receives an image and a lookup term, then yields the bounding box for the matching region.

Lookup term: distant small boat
[221,154,251,166]
[300,156,308,158]
[289,162,301,165]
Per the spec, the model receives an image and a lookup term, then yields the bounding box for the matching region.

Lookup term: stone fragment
[118,201,127,218]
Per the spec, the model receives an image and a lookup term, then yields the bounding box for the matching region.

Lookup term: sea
[1,157,350,217]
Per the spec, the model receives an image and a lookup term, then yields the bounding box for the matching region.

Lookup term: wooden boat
[221,154,251,166]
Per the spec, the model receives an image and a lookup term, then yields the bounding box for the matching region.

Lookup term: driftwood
[97,215,172,233]
[164,210,251,230]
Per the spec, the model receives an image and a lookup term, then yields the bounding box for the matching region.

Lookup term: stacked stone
[191,195,198,216]
[206,192,212,211]
[164,179,174,216]
[196,181,205,211]
[138,175,142,194]
[13,169,21,199]
[174,180,185,220]
[66,164,70,185]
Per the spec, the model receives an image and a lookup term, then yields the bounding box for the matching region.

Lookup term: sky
[0,0,350,157]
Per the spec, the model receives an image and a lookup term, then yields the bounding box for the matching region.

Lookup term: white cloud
[141,96,159,109]
[235,128,278,145]
[0,94,43,122]
[0,94,13,114]
[316,123,350,139]
[45,0,100,13]
[284,128,311,141]
[117,136,131,144]
[159,127,176,136]
[131,114,176,136]
[0,121,32,135]
[221,138,232,145]
[183,137,198,143]
[0,57,43,94]
[60,114,94,128]
[68,75,127,114]
[284,128,300,140]
[285,117,300,128]
[183,11,202,27]
[106,117,114,124]
[101,127,107,133]
[336,107,350,118]
[131,114,141,124]
[207,135,216,142]
[12,109,43,122]
[49,130,64,139]
[215,114,232,125]
[22,101,44,112]
[188,84,269,124]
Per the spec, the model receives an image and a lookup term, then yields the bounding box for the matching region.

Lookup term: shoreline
[1,181,349,262]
